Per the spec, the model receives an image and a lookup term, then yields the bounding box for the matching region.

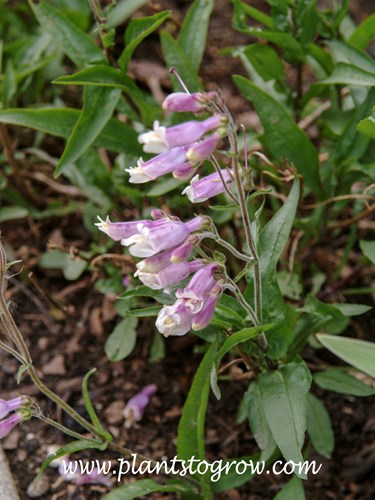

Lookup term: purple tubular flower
[191,284,222,330]
[172,162,196,180]
[176,263,219,312]
[135,260,204,290]
[156,301,194,337]
[186,132,222,163]
[170,235,198,263]
[182,169,234,203]
[126,146,188,183]
[122,216,205,258]
[0,412,23,439]
[162,91,217,112]
[138,116,223,154]
[123,384,157,428]
[0,397,25,420]
[96,216,153,241]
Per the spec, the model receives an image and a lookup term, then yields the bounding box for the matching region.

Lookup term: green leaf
[306,393,334,459]
[234,76,322,197]
[160,31,201,92]
[357,115,375,139]
[127,306,161,317]
[320,62,375,86]
[147,177,185,196]
[32,1,104,68]
[274,475,305,499]
[39,250,87,281]
[178,0,214,72]
[211,454,262,493]
[105,317,138,361]
[106,0,149,29]
[0,206,28,223]
[317,334,375,378]
[211,324,273,400]
[313,369,375,397]
[239,29,304,63]
[243,44,286,84]
[119,285,175,305]
[232,0,274,30]
[359,239,375,264]
[38,439,105,476]
[328,40,375,74]
[260,178,300,273]
[103,479,193,499]
[55,86,121,177]
[349,13,375,50]
[330,303,372,317]
[119,11,170,71]
[82,369,112,440]
[0,108,142,156]
[177,342,218,461]
[247,381,277,461]
[258,358,312,477]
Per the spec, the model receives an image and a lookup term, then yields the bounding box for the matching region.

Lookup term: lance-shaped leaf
[178,0,214,72]
[306,393,334,459]
[55,86,121,177]
[234,76,323,198]
[31,1,104,68]
[258,358,312,478]
[103,479,195,500]
[0,108,142,156]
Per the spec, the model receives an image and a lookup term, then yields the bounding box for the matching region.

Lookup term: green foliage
[306,393,334,459]
[105,317,138,362]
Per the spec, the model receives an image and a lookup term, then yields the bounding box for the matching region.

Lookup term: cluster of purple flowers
[0,397,30,440]
[97,90,232,337]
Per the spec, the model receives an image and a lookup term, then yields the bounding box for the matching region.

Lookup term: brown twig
[328,203,375,230]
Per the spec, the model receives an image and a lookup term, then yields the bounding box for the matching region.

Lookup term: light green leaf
[239,29,304,63]
[314,369,375,397]
[232,0,274,30]
[55,86,121,177]
[0,108,142,156]
[306,393,334,459]
[106,0,149,29]
[317,334,375,378]
[274,475,305,499]
[331,303,372,317]
[359,239,375,264]
[328,40,375,74]
[105,317,138,362]
[160,31,201,92]
[32,1,104,68]
[357,115,375,139]
[177,341,218,461]
[349,13,375,50]
[259,358,312,478]
[103,479,192,500]
[234,76,322,197]
[320,62,375,86]
[127,306,161,317]
[247,381,277,461]
[39,250,87,281]
[0,206,28,223]
[147,177,185,196]
[178,0,214,72]
[120,11,170,71]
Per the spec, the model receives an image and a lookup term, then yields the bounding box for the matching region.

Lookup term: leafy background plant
[0,0,374,498]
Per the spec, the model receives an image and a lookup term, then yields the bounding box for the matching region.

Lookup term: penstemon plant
[1,1,375,499]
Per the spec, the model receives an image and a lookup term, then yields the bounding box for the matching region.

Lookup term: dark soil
[1,1,375,499]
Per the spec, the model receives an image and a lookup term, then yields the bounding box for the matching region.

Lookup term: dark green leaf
[0,108,142,156]
[357,116,375,139]
[243,44,285,84]
[32,1,104,68]
[314,369,375,396]
[317,334,375,378]
[211,454,262,493]
[120,11,170,71]
[105,317,138,361]
[38,440,105,476]
[160,31,201,92]
[119,285,175,305]
[258,358,312,477]
[232,0,275,30]
[306,393,334,459]
[177,341,218,461]
[82,369,112,440]
[55,86,121,177]
[127,306,161,317]
[178,0,214,72]
[234,76,322,197]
